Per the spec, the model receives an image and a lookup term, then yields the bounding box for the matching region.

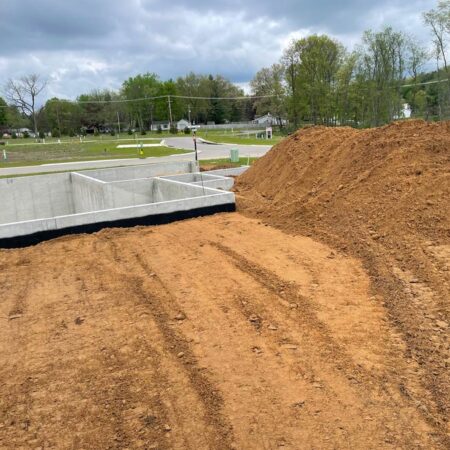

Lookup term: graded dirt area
[0,214,444,449]
[236,120,450,448]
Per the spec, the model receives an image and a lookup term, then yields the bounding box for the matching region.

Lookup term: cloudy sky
[1,0,435,101]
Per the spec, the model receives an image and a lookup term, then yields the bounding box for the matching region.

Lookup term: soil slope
[0,214,443,449]
[236,120,450,446]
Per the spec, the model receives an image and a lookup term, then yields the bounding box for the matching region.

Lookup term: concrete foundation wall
[203,166,250,177]
[0,189,234,240]
[0,161,236,244]
[152,178,208,203]
[0,173,74,224]
[72,173,155,213]
[87,161,198,182]
[161,173,234,190]
[107,179,154,208]
[71,172,109,213]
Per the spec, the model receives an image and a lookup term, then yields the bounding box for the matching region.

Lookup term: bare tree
[4,74,47,134]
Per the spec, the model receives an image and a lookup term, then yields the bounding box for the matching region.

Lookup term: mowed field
[0,130,278,168]
[0,136,188,168]
[0,214,441,449]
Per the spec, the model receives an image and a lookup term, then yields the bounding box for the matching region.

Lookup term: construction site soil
[236,120,450,448]
[0,120,448,449]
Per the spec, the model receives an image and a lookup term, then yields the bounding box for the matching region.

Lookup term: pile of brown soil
[236,120,450,442]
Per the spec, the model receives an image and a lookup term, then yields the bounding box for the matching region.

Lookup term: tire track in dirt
[89,235,207,449]
[104,237,236,450]
[209,241,438,448]
[316,232,450,447]
[122,217,435,449]
[0,253,37,450]
[0,214,443,449]
[212,242,369,381]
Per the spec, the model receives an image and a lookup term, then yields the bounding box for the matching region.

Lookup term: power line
[401,78,449,88]
[55,93,278,104]
[0,78,447,109]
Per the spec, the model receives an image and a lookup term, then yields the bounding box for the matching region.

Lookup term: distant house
[12,127,36,138]
[150,121,170,131]
[149,119,192,132]
[176,119,190,131]
[252,113,287,126]
[393,103,412,121]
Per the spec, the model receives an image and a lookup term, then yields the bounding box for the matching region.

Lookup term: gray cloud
[0,0,436,102]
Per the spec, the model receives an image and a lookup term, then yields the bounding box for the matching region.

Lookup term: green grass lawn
[0,138,189,168]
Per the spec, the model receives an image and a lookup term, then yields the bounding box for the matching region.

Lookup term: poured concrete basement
[0,161,239,248]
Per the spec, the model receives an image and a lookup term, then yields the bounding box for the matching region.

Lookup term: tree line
[252,1,450,128]
[1,1,449,136]
[0,73,253,137]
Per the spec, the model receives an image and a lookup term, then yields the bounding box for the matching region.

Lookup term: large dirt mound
[237,120,449,243]
[236,120,450,440]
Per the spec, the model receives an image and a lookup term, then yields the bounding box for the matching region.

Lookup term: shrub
[12,132,17,139]
[156,125,162,134]
[110,129,116,136]
[39,131,45,139]
[68,130,75,137]
[52,129,61,138]
[23,131,30,138]
[94,128,100,137]
[183,126,190,135]
[127,129,133,135]
[169,125,177,134]
[140,130,147,135]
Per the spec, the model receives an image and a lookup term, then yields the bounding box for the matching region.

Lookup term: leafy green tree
[77,90,122,132]
[43,98,82,135]
[424,1,450,114]
[354,27,407,126]
[121,73,161,131]
[405,39,429,116]
[176,72,211,123]
[0,97,8,127]
[208,74,226,124]
[250,64,286,126]
[282,35,344,125]
[205,75,245,124]
[282,41,302,126]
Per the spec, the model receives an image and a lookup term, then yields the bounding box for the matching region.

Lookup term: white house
[149,119,192,132]
[176,119,191,131]
[252,113,287,126]
[150,121,170,131]
[12,128,36,138]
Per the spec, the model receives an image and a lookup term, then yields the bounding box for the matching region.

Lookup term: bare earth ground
[0,213,444,449]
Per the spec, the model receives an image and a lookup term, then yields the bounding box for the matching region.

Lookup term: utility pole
[193,130,198,162]
[56,106,62,139]
[150,104,154,131]
[117,111,121,136]
[188,105,191,124]
[167,95,173,128]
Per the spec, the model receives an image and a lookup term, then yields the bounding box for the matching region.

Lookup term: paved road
[0,138,272,177]
[165,136,272,159]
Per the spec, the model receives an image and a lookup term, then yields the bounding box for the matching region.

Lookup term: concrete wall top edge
[153,177,229,196]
